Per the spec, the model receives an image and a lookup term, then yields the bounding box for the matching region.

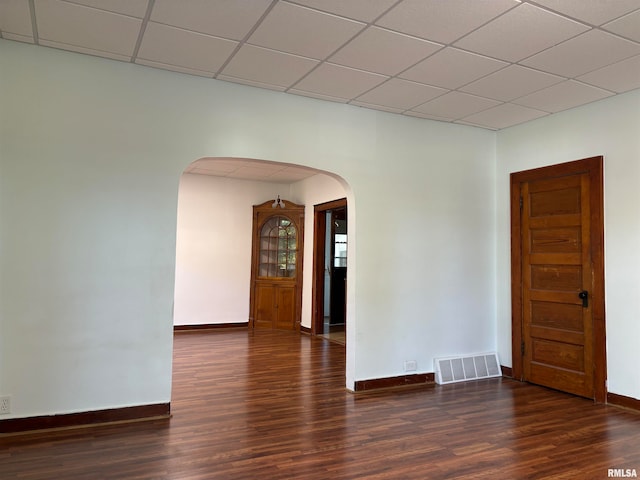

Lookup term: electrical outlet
[0,396,10,415]
[404,360,417,372]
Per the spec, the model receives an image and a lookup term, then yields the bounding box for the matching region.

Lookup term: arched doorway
[173,157,351,337]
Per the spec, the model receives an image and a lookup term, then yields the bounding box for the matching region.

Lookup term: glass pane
[334,233,347,268]
[258,215,298,278]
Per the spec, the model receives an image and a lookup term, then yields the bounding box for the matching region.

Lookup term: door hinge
[521,342,525,356]
[519,196,523,210]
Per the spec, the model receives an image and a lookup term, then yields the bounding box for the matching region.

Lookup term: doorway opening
[312,198,347,345]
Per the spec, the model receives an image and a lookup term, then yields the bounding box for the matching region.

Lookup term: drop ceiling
[183,157,320,183]
[1,0,639,132]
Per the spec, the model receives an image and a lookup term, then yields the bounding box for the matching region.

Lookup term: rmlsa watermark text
[608,469,638,478]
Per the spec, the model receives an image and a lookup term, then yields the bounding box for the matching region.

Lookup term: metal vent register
[434,353,501,384]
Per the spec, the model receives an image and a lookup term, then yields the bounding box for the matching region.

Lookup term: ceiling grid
[0,0,638,133]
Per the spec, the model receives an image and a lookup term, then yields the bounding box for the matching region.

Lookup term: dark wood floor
[1,329,639,479]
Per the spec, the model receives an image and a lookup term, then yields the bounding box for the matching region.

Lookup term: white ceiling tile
[412,91,501,119]
[138,22,238,74]
[329,27,441,76]
[0,0,33,37]
[227,172,272,180]
[228,165,288,180]
[221,45,318,88]
[186,158,314,181]
[531,0,640,26]
[454,3,589,62]
[188,167,223,176]
[40,38,132,61]
[13,0,640,131]
[602,9,640,42]
[290,0,398,23]
[577,55,640,93]
[65,0,149,18]
[151,0,272,41]
[35,0,142,56]
[461,103,549,129]
[228,174,287,183]
[521,29,640,78]
[400,47,507,89]
[460,65,565,101]
[277,165,318,176]
[376,0,518,44]
[235,164,285,175]
[186,158,241,173]
[292,63,388,100]
[135,58,216,78]
[267,168,317,182]
[513,80,614,112]
[355,78,447,110]
[248,2,365,60]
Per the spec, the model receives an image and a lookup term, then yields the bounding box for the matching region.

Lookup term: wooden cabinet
[249,199,304,331]
[254,283,296,330]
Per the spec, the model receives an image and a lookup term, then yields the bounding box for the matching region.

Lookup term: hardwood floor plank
[1,330,639,479]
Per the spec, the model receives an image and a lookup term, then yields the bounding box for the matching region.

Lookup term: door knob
[578,290,589,308]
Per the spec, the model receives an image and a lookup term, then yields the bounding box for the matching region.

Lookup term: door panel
[254,283,276,329]
[522,173,593,397]
[275,285,296,330]
[511,157,605,401]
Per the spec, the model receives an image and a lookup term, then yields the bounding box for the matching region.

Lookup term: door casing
[510,156,606,402]
[311,198,347,336]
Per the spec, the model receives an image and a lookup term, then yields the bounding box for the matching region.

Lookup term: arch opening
[172,157,355,387]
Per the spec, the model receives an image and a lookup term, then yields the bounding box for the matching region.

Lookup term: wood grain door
[511,157,605,401]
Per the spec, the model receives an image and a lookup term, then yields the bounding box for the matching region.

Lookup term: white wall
[290,174,348,329]
[496,89,640,400]
[174,173,289,326]
[0,39,496,418]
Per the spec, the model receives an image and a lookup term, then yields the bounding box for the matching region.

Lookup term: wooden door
[249,199,304,331]
[511,157,605,401]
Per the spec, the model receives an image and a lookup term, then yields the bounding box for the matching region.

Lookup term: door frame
[311,198,347,336]
[510,156,606,402]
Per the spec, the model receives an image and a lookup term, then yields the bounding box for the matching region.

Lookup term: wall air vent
[434,353,501,385]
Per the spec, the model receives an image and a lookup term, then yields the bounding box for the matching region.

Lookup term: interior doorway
[510,156,606,402]
[312,198,347,344]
